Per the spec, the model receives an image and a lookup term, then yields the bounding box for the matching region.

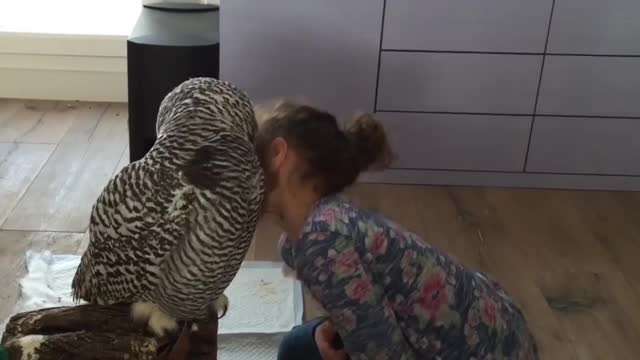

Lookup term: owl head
[156,77,257,143]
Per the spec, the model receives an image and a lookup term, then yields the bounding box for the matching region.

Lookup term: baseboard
[360,169,640,191]
[0,32,127,102]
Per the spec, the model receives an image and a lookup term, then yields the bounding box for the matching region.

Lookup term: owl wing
[149,131,264,321]
[72,156,185,304]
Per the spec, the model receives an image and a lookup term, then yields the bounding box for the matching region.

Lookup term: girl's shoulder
[306,194,398,235]
[305,194,358,232]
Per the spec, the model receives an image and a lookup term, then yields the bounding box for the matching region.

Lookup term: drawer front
[537,56,640,117]
[377,52,542,114]
[526,117,640,175]
[548,0,640,55]
[383,0,552,52]
[220,0,384,117]
[378,112,531,171]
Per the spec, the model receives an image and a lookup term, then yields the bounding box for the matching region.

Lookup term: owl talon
[213,294,228,319]
[131,302,179,338]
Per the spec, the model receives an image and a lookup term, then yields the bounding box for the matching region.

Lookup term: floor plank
[0,99,23,129]
[0,143,55,226]
[254,216,284,262]
[113,146,130,175]
[0,231,83,323]
[57,102,107,144]
[2,104,128,232]
[570,191,640,296]
[488,189,640,360]
[0,100,58,142]
[244,236,257,261]
[77,230,91,255]
[446,188,579,360]
[545,192,640,360]
[14,101,86,144]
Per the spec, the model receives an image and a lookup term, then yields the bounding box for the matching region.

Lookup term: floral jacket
[280,195,539,360]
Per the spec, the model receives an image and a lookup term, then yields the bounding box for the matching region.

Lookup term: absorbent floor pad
[1,251,303,360]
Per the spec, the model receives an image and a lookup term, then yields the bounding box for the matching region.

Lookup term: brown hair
[254,100,394,195]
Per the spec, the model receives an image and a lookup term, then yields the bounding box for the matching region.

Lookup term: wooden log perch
[1,304,217,360]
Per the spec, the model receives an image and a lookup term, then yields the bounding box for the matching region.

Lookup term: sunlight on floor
[0,0,141,36]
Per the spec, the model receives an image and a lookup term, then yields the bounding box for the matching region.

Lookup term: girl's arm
[294,231,416,360]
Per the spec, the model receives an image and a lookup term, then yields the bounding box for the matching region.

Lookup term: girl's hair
[254,100,394,195]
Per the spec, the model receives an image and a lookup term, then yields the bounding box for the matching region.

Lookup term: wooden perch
[1,304,217,360]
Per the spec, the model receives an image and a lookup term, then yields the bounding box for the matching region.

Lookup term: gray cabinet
[383,0,553,52]
[379,113,531,172]
[527,117,640,175]
[377,52,541,114]
[220,0,384,118]
[537,56,640,117]
[547,0,640,55]
[221,0,640,190]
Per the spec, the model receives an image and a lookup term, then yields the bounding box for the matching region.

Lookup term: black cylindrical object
[127,6,220,162]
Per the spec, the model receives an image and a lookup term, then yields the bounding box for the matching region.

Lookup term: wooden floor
[1,99,640,359]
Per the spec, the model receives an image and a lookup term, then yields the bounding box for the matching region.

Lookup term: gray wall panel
[537,56,640,117]
[548,0,640,55]
[527,116,640,175]
[377,52,542,114]
[379,113,531,172]
[383,0,553,52]
[220,0,384,118]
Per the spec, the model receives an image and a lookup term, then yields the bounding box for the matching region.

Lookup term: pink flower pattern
[346,278,373,302]
[319,208,338,223]
[481,297,498,327]
[278,196,539,360]
[369,231,388,255]
[418,272,450,320]
[333,249,360,275]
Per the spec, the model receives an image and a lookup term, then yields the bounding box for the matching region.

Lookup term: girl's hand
[314,320,348,360]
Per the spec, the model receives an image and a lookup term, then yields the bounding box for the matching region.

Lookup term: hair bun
[345,113,395,173]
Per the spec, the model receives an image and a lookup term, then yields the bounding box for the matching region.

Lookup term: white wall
[0,0,139,102]
[0,33,128,102]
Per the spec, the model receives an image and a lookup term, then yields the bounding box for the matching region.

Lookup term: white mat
[1,251,303,359]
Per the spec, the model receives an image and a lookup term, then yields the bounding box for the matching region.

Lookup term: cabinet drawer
[377,52,542,114]
[220,0,384,117]
[537,56,640,117]
[379,113,531,171]
[526,117,640,175]
[548,0,640,55]
[383,0,552,52]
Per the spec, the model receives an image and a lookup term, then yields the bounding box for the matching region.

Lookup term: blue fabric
[0,345,8,360]
[277,317,328,360]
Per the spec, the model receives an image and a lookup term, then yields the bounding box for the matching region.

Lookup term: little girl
[254,101,539,360]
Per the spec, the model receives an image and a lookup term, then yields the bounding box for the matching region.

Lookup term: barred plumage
[71,78,264,334]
